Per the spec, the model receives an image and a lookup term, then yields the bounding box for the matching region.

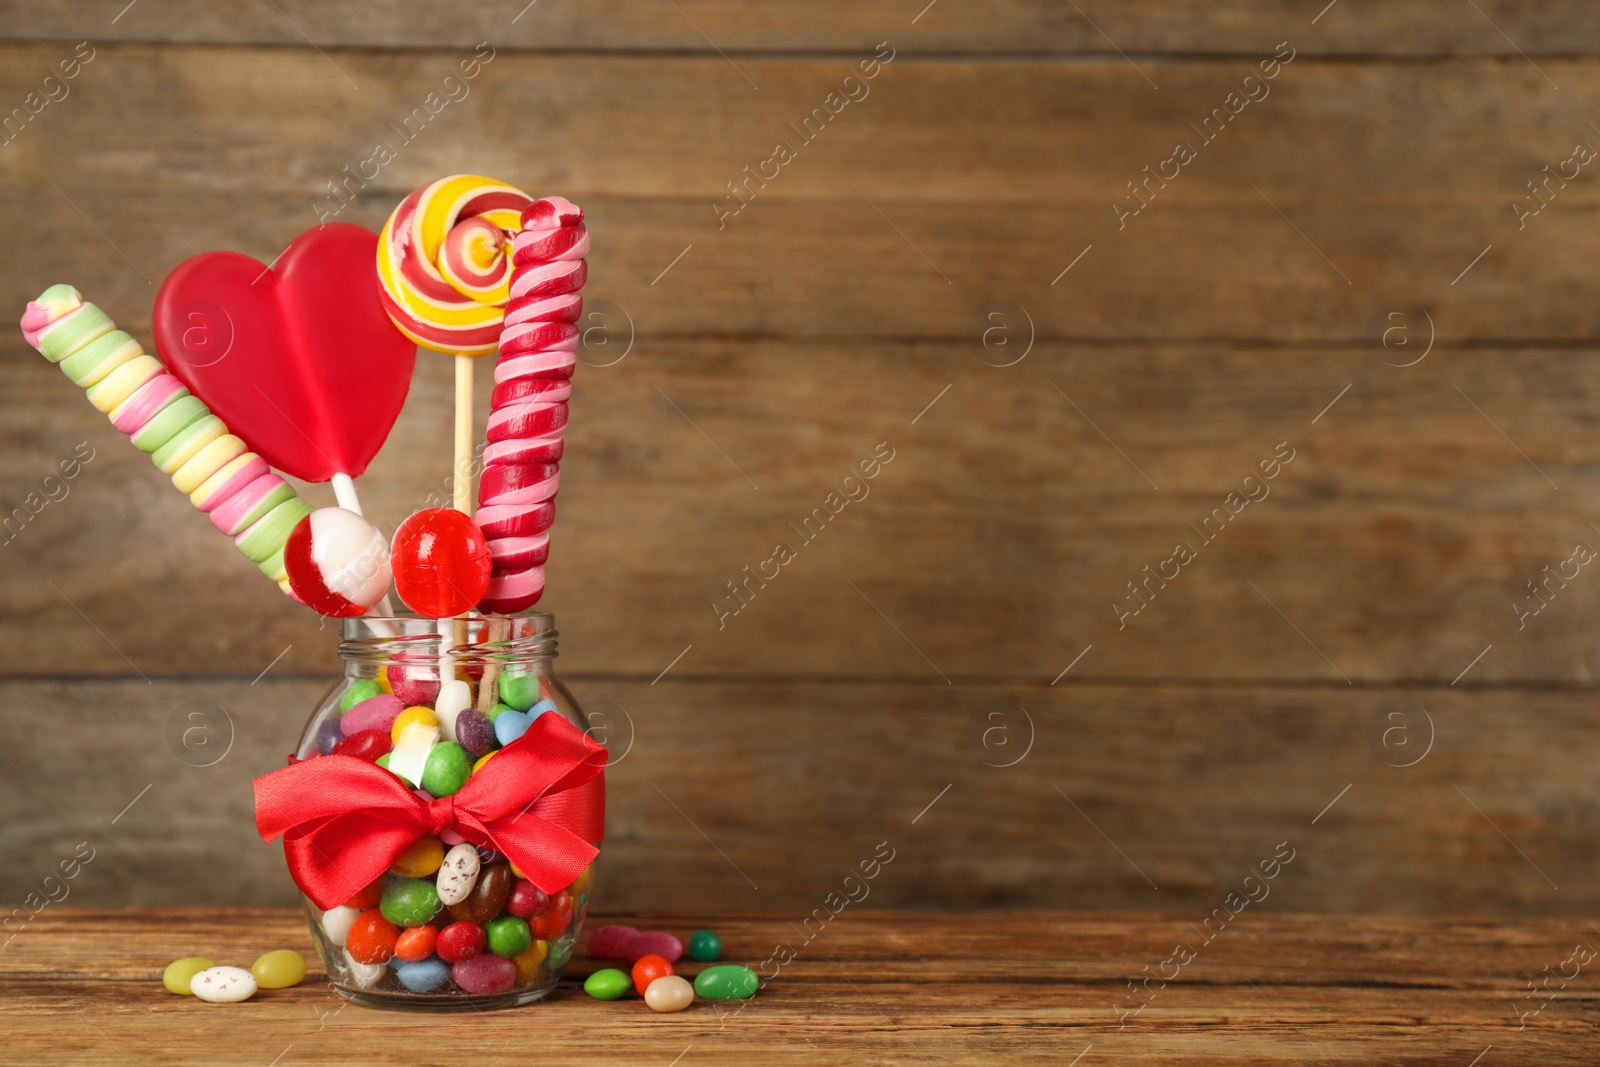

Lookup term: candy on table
[631,953,674,997]
[19,285,312,596]
[626,931,684,964]
[586,924,638,958]
[694,964,759,1000]
[476,196,589,614]
[251,949,307,990]
[645,974,695,1013]
[389,508,493,619]
[162,956,216,995]
[284,507,393,617]
[584,968,631,1000]
[190,965,258,1003]
[436,842,481,905]
[453,954,518,995]
[688,929,722,962]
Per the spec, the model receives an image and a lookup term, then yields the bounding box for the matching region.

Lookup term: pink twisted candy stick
[476,197,588,613]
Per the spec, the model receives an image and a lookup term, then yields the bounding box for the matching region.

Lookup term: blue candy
[396,958,451,993]
[493,709,532,747]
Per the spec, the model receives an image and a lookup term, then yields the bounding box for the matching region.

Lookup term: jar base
[330,981,557,1011]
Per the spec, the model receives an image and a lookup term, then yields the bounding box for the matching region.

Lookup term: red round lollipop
[390,509,492,618]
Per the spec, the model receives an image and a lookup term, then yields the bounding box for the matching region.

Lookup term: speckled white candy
[343,947,386,988]
[321,904,359,948]
[190,965,258,1003]
[433,679,472,742]
[436,842,481,905]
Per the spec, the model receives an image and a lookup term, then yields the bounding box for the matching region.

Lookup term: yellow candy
[250,949,307,990]
[390,836,445,878]
[570,862,595,898]
[513,939,548,983]
[471,750,497,775]
[85,353,162,413]
[162,956,215,995]
[172,434,248,495]
[390,706,439,744]
[377,664,393,694]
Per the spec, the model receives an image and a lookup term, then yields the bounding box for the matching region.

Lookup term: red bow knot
[253,711,605,911]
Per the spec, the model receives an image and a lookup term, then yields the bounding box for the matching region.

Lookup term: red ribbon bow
[253,712,605,911]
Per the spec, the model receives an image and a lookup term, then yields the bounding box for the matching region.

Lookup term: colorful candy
[250,950,307,990]
[476,197,588,614]
[584,968,630,1000]
[450,862,511,924]
[19,285,310,596]
[190,965,257,1003]
[390,508,493,618]
[421,741,473,797]
[694,964,759,1000]
[586,924,639,958]
[346,910,399,964]
[381,876,443,926]
[320,905,359,948]
[394,924,440,962]
[645,974,695,1013]
[631,953,674,997]
[284,507,393,617]
[436,843,481,906]
[688,929,722,962]
[162,956,216,995]
[397,958,451,993]
[486,915,533,958]
[452,953,518,995]
[436,920,486,963]
[627,931,684,964]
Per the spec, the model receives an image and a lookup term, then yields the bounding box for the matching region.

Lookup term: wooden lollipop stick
[454,356,474,515]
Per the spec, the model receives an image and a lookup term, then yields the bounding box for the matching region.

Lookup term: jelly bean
[340,678,383,712]
[377,663,393,694]
[506,879,545,918]
[486,702,516,723]
[513,939,548,983]
[530,698,559,718]
[531,890,570,941]
[584,968,631,1000]
[645,974,695,1013]
[321,904,360,948]
[694,964,759,1000]
[381,876,442,927]
[388,658,440,707]
[346,909,400,964]
[343,877,384,910]
[393,924,439,962]
[343,947,386,989]
[497,671,540,711]
[586,924,638,958]
[390,836,445,879]
[688,929,722,962]
[191,965,257,1003]
[390,705,439,743]
[313,718,344,755]
[631,953,673,997]
[486,915,533,958]
[436,920,486,963]
[162,956,215,995]
[452,954,517,996]
[455,709,497,759]
[422,741,473,797]
[436,842,481,905]
[493,708,533,747]
[341,693,404,736]
[333,728,392,763]
[396,957,451,993]
[251,949,307,990]
[450,862,510,924]
[627,931,684,963]
[471,750,497,775]
[570,863,596,897]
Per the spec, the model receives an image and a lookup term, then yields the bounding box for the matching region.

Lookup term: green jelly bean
[250,949,307,989]
[485,915,533,958]
[163,956,216,995]
[584,968,631,1000]
[422,741,473,797]
[688,929,722,962]
[341,679,383,713]
[381,877,442,927]
[486,702,515,723]
[694,964,758,1000]
[498,672,539,711]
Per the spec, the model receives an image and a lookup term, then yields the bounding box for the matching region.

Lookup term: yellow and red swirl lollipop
[377,175,533,356]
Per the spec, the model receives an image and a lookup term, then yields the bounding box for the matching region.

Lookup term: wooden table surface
[2,909,1594,1065]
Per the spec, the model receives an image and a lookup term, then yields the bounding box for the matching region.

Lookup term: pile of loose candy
[164,950,307,1003]
[582,925,759,1013]
[299,663,588,998]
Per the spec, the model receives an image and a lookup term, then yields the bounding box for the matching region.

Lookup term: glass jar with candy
[254,613,605,1008]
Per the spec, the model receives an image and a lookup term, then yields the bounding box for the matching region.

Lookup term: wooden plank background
[1,2,1597,916]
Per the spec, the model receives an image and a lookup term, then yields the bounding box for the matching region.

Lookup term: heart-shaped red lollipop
[153,224,416,482]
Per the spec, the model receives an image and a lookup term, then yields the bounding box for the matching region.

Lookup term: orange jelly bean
[343,877,384,910]
[345,909,399,965]
[631,952,673,997]
[531,890,570,940]
[394,924,439,962]
[513,939,548,984]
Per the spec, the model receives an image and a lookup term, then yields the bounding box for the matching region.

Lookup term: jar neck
[339,613,558,670]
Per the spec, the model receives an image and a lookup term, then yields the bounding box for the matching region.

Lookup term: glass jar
[292,613,598,1009]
